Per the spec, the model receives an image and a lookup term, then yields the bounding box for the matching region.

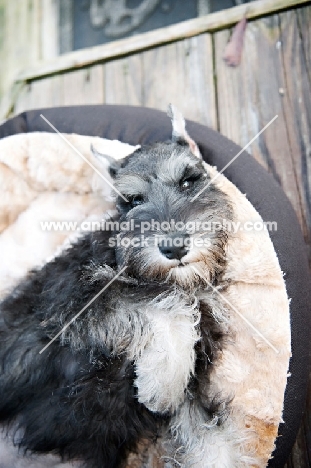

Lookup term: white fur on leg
[169,400,258,468]
[132,293,201,414]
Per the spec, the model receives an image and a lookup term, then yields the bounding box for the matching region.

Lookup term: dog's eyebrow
[180,164,203,181]
[114,174,149,196]
[157,152,198,183]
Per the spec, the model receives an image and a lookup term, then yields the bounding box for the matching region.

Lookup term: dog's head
[92,105,232,289]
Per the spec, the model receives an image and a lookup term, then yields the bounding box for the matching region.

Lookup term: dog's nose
[158,233,189,260]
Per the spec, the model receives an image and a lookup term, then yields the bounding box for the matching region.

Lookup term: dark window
[59,0,254,54]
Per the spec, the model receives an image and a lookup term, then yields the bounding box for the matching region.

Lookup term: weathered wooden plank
[5,0,41,74]
[104,55,143,106]
[0,0,62,120]
[278,9,311,249]
[0,81,26,123]
[1,0,41,96]
[33,75,63,109]
[296,5,311,85]
[14,64,105,113]
[41,0,59,60]
[14,75,63,114]
[142,34,216,129]
[214,14,307,236]
[62,65,105,106]
[13,83,35,116]
[16,0,310,83]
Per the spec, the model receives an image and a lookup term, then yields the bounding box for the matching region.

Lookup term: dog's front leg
[168,399,237,468]
[131,299,201,414]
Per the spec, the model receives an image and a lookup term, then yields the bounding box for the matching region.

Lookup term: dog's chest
[106,291,201,413]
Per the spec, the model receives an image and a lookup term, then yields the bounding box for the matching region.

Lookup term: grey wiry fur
[0,106,233,467]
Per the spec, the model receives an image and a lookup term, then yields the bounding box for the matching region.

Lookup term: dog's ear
[167,104,202,159]
[91,144,121,178]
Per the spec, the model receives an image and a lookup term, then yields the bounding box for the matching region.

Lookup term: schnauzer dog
[0,105,232,467]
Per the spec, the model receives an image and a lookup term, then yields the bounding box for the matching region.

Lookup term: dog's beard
[116,230,227,289]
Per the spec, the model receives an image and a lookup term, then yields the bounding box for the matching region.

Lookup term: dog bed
[0,105,310,467]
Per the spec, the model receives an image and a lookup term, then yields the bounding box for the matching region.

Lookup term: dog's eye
[128,195,144,207]
[180,174,201,191]
[180,179,193,190]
